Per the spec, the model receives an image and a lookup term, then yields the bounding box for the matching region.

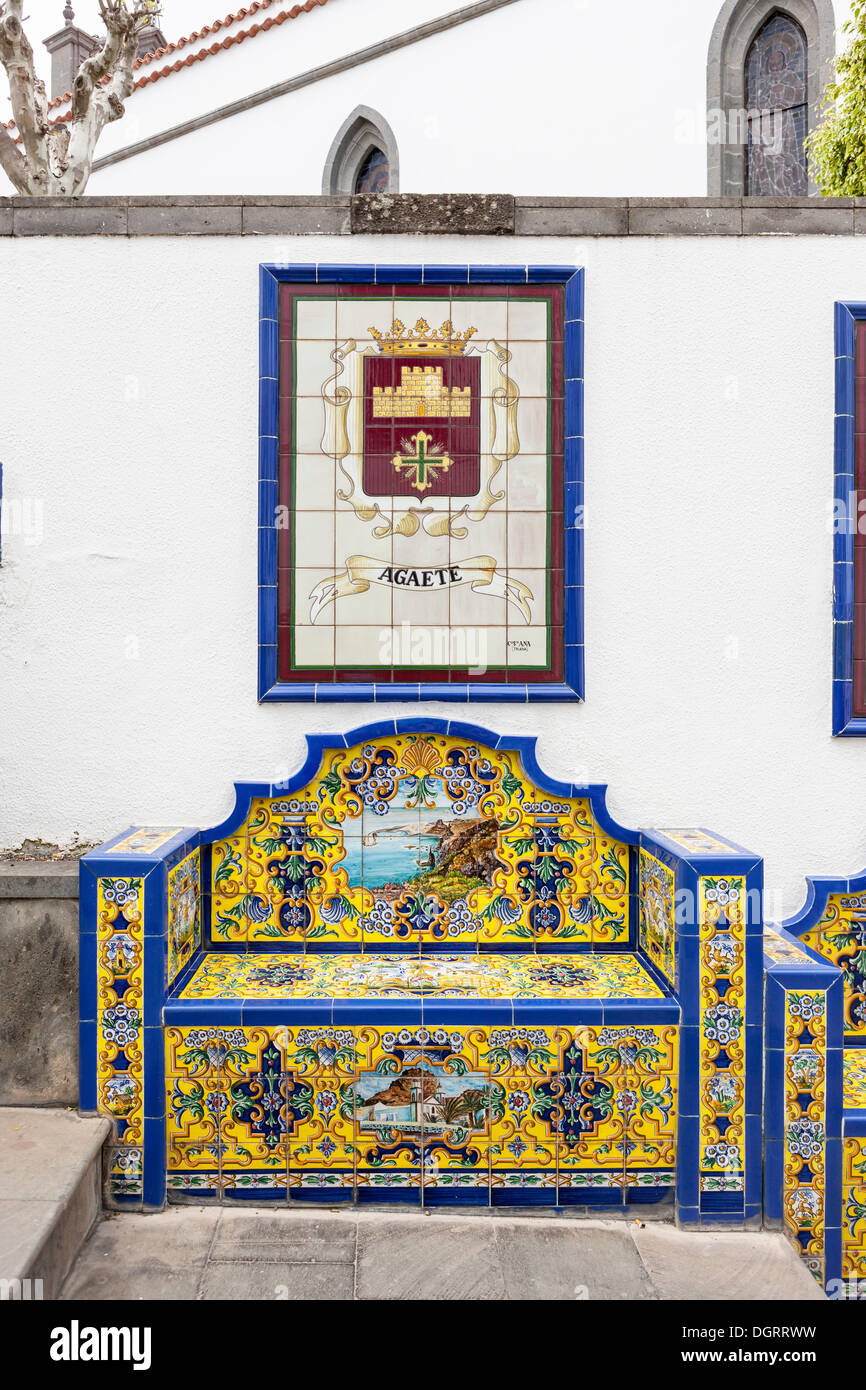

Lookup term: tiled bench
[79,719,763,1222]
[764,872,866,1299]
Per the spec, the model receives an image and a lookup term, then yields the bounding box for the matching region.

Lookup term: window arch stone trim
[321,105,399,195]
[707,0,837,195]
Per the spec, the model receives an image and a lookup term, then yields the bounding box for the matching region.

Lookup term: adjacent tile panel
[698,874,747,1198]
[802,890,866,1039]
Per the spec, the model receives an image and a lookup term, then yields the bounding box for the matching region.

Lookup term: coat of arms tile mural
[258,265,584,701]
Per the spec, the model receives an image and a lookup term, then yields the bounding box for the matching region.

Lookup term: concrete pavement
[60,1206,826,1301]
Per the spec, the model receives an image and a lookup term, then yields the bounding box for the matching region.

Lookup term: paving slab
[212,1209,355,1263]
[200,1260,355,1301]
[630,1223,826,1301]
[495,1219,656,1301]
[356,1215,505,1301]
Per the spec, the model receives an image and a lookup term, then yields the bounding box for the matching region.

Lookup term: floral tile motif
[783,991,828,1274]
[167,849,200,985]
[842,1137,866,1282]
[802,892,866,1037]
[209,733,631,948]
[178,951,665,1001]
[639,850,676,987]
[97,877,145,1197]
[844,1050,866,1109]
[698,875,747,1192]
[162,1023,678,1201]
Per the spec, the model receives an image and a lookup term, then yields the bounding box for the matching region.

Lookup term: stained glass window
[745,13,808,196]
[354,148,390,195]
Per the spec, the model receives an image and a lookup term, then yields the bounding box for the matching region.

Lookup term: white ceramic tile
[459,510,506,563]
[506,626,550,668]
[293,568,340,626]
[295,298,337,340]
[390,623,453,670]
[507,300,549,342]
[294,514,336,570]
[505,570,546,629]
[336,507,389,562]
[333,569,393,628]
[507,511,548,569]
[294,394,329,453]
[392,525,450,570]
[392,584,450,627]
[294,456,336,510]
[293,624,335,668]
[506,455,548,510]
[508,341,548,398]
[461,299,509,343]
[516,397,550,455]
[466,626,508,671]
[336,624,387,667]
[336,297,392,345]
[294,339,342,397]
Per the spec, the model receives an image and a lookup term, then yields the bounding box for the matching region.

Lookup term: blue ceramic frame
[833,300,866,735]
[257,263,585,704]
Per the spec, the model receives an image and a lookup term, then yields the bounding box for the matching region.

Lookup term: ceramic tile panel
[698,875,747,1198]
[782,991,829,1281]
[259,265,584,702]
[178,951,664,1001]
[167,849,200,985]
[639,849,676,986]
[96,877,145,1199]
[206,732,632,949]
[801,890,866,1038]
[845,1050,866,1107]
[842,1136,866,1287]
[161,1022,678,1205]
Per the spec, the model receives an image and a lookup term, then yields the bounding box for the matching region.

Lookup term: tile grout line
[353,1217,360,1300]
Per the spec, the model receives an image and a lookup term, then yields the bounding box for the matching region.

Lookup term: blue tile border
[257,262,584,703]
[833,300,865,734]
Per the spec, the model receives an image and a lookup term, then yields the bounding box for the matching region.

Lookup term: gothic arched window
[354,147,390,195]
[322,107,399,195]
[706,0,836,196]
[745,13,808,195]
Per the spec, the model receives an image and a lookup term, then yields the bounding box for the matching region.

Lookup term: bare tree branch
[0,114,30,193]
[0,0,47,185]
[0,0,161,196]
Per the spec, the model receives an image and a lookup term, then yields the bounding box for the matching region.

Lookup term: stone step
[0,1107,110,1300]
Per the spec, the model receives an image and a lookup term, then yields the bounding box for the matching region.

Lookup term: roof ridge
[28,0,330,120]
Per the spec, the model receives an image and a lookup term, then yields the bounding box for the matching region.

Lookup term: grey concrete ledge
[0,194,864,237]
[0,861,79,899]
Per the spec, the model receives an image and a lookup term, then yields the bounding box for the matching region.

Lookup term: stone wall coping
[0,862,80,899]
[0,194,865,237]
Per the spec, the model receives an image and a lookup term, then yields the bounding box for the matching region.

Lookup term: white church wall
[18,0,848,198]
[0,227,863,920]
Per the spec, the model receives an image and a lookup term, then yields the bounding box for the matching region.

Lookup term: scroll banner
[309,555,534,624]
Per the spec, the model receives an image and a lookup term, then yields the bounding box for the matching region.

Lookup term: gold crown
[369,317,477,355]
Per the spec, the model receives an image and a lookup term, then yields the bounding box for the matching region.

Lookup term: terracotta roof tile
[1,0,331,131]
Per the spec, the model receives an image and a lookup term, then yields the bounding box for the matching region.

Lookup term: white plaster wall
[8,0,852,199]
[0,231,864,920]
